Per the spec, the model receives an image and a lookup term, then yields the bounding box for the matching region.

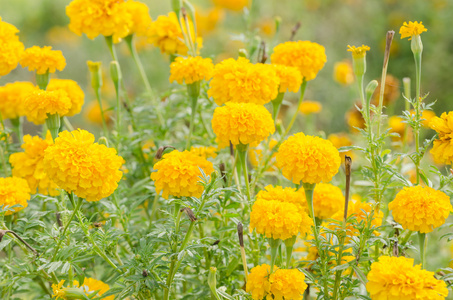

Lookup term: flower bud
[87,61,103,90]
[411,34,423,55]
[110,61,122,90]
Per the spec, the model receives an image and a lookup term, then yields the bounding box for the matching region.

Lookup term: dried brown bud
[212,240,220,246]
[0,230,6,242]
[56,212,63,229]
[93,222,103,228]
[219,163,227,185]
[142,270,149,277]
[290,22,301,41]
[237,222,244,247]
[229,142,234,157]
[155,145,176,160]
[344,155,352,176]
[180,207,197,222]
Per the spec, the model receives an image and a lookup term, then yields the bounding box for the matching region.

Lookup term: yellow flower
[248,139,278,172]
[269,269,307,300]
[9,133,59,196]
[66,0,132,43]
[74,277,114,300]
[272,64,302,93]
[212,102,275,146]
[23,89,71,125]
[169,56,214,85]
[299,100,322,115]
[212,0,250,11]
[189,146,218,159]
[0,82,35,120]
[51,280,66,299]
[256,185,308,215]
[328,133,354,162]
[429,112,453,164]
[311,183,343,219]
[389,186,452,233]
[208,58,279,105]
[84,100,113,126]
[20,46,66,74]
[0,177,30,215]
[388,115,409,142]
[420,110,436,128]
[250,199,313,240]
[123,0,152,37]
[246,264,272,300]
[271,41,327,81]
[43,129,123,202]
[371,74,400,107]
[0,17,24,76]
[400,21,428,40]
[366,256,448,300]
[333,60,354,86]
[47,79,85,117]
[150,150,214,199]
[195,6,224,36]
[347,45,370,59]
[346,104,365,133]
[276,133,341,184]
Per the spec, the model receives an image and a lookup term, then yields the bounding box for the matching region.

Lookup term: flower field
[2,0,453,299]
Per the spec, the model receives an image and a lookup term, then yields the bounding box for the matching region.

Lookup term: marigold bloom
[311,183,343,219]
[208,58,279,105]
[389,186,452,233]
[249,139,278,172]
[371,75,400,107]
[47,79,85,117]
[0,177,30,215]
[20,46,66,74]
[429,112,453,164]
[420,110,436,128]
[84,100,113,126]
[299,100,322,115]
[212,0,250,11]
[269,269,307,300]
[43,129,123,202]
[9,133,59,196]
[333,60,354,86]
[66,0,132,43]
[0,82,35,120]
[23,89,71,125]
[328,133,354,162]
[74,277,114,300]
[195,6,224,36]
[276,133,341,184]
[273,64,302,93]
[388,116,409,142]
[271,41,326,81]
[246,264,272,300]
[150,150,214,199]
[400,21,428,40]
[123,0,152,36]
[346,104,365,133]
[367,256,448,300]
[189,146,218,159]
[169,56,214,85]
[0,17,24,76]
[256,185,308,214]
[51,280,66,300]
[347,45,370,59]
[212,102,275,146]
[250,199,313,240]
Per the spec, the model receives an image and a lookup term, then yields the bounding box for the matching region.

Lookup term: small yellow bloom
[347,45,370,59]
[0,82,35,120]
[333,60,354,86]
[420,110,436,128]
[429,112,453,164]
[212,0,250,12]
[169,56,214,85]
[51,280,66,299]
[195,6,224,36]
[74,277,114,300]
[0,177,30,215]
[84,100,113,126]
[400,21,428,40]
[273,64,302,93]
[388,115,408,142]
[20,46,66,74]
[23,89,71,125]
[0,17,24,76]
[47,79,85,117]
[299,100,322,115]
[346,104,365,133]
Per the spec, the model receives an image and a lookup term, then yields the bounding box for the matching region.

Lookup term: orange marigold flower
[123,0,152,36]
[47,79,85,117]
[0,177,30,215]
[299,100,322,115]
[0,82,35,120]
[20,46,66,74]
[400,21,428,40]
[273,64,302,93]
[74,277,114,300]
[169,56,214,85]
[311,183,343,219]
[347,45,370,59]
[389,186,452,233]
[269,269,307,300]
[246,264,273,300]
[333,60,354,86]
[66,0,132,43]
[150,150,214,199]
[212,0,250,11]
[366,256,448,299]
[208,58,279,105]
[23,89,71,125]
[43,129,123,202]
[189,146,218,159]
[276,133,341,184]
[9,132,59,196]
[0,17,24,76]
[429,112,453,164]
[256,185,308,215]
[212,102,275,146]
[271,41,326,81]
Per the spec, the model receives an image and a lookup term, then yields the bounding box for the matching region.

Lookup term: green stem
[284,80,307,136]
[10,117,23,143]
[271,92,284,122]
[414,52,422,185]
[149,192,160,225]
[237,146,251,202]
[186,90,199,150]
[418,232,426,269]
[94,88,109,139]
[284,236,296,268]
[268,238,282,274]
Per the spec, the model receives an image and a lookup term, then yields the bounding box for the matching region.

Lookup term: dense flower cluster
[0,81,35,119]
[47,79,85,117]
[299,100,322,115]
[333,60,354,86]
[271,41,327,81]
[276,133,341,184]
[256,185,308,214]
[20,46,66,74]
[429,112,453,164]
[366,256,448,300]
[208,57,279,105]
[9,133,59,196]
[312,183,343,219]
[169,56,214,85]
[43,130,123,201]
[74,277,114,300]
[123,0,152,36]
[23,89,71,124]
[150,150,214,199]
[347,45,370,59]
[389,186,452,233]
[212,102,275,146]
[0,17,24,76]
[246,264,272,300]
[269,269,307,300]
[273,64,302,93]
[212,0,249,11]
[0,177,30,215]
[400,21,428,39]
[189,146,218,159]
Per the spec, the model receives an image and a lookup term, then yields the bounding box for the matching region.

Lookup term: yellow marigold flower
[246,264,272,300]
[195,6,224,36]
[328,133,354,162]
[169,56,214,85]
[84,100,113,126]
[0,177,30,215]
[389,186,452,233]
[347,45,370,59]
[429,112,453,164]
[189,146,218,159]
[273,64,302,93]
[256,185,308,214]
[269,269,307,300]
[47,79,85,117]
[208,58,279,105]
[23,89,71,125]
[212,102,275,146]
[43,129,123,202]
[74,277,114,300]
[400,21,428,40]
[0,82,35,120]
[123,0,152,36]
[346,104,365,133]
[250,199,313,240]
[248,139,278,172]
[333,60,354,86]
[66,0,132,43]
[51,280,66,299]
[212,0,250,11]
[276,133,341,184]
[0,17,24,76]
[299,100,322,115]
[271,41,327,81]
[311,183,343,219]
[150,150,214,199]
[9,133,59,196]
[371,74,400,107]
[20,46,66,74]
[367,256,448,300]
[147,12,202,55]
[388,115,411,142]
[420,110,436,128]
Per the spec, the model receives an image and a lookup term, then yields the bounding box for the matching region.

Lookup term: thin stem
[268,238,281,274]
[149,192,160,225]
[186,92,198,150]
[418,232,426,269]
[284,80,307,136]
[271,92,284,122]
[237,146,251,202]
[414,52,422,185]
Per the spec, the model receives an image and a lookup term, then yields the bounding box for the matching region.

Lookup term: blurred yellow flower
[246,264,272,300]
[400,21,428,40]
[47,79,85,117]
[256,185,308,215]
[20,46,66,74]
[0,82,35,120]
[420,110,436,128]
[0,17,24,76]
[311,183,343,219]
[74,277,114,300]
[123,0,152,37]
[328,133,354,162]
[347,45,370,59]
[269,269,307,300]
[346,104,365,133]
[371,74,400,107]
[0,177,30,215]
[273,64,302,93]
[429,112,453,164]
[23,89,71,125]
[45,26,80,46]
[169,56,214,85]
[189,146,218,159]
[84,100,113,126]
[299,100,322,115]
[51,280,66,300]
[196,6,224,36]
[333,60,354,86]
[248,139,278,171]
[212,0,250,11]
[388,115,408,142]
